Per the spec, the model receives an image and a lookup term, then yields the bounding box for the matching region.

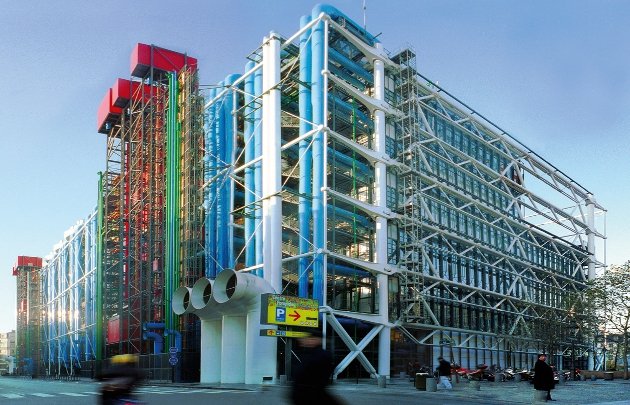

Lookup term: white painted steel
[262,33,283,293]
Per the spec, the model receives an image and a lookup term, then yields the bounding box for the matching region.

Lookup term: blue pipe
[328,263,370,278]
[311,7,325,304]
[326,147,371,174]
[143,322,165,330]
[165,329,182,352]
[254,64,264,277]
[329,64,368,91]
[224,73,241,270]
[328,47,372,84]
[312,4,379,46]
[329,205,371,229]
[216,81,226,273]
[143,331,164,354]
[299,15,313,298]
[206,87,217,278]
[244,62,256,270]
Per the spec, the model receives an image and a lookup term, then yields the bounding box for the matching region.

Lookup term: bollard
[425,377,437,392]
[378,375,387,388]
[469,380,481,391]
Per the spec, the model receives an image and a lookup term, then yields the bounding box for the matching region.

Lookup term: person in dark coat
[436,357,453,389]
[533,353,555,401]
[291,330,343,405]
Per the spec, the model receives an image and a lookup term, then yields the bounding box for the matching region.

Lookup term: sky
[1,0,628,333]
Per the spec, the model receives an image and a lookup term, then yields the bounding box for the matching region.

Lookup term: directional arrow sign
[259,329,312,338]
[289,310,301,322]
[261,294,319,328]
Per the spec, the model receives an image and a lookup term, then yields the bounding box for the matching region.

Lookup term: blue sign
[276,307,286,322]
[169,356,178,366]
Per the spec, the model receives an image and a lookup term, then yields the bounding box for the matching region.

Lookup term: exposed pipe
[143,331,164,354]
[225,73,241,269]
[179,270,276,384]
[299,15,313,298]
[254,67,264,277]
[244,61,256,270]
[206,87,218,278]
[172,286,194,315]
[165,329,182,352]
[262,34,283,292]
[312,4,379,46]
[373,41,390,378]
[143,322,165,330]
[311,6,325,305]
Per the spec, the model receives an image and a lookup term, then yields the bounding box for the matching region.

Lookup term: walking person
[290,330,343,405]
[533,353,555,401]
[436,356,453,390]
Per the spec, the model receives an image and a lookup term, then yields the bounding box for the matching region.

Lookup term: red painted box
[97,88,123,134]
[130,43,197,78]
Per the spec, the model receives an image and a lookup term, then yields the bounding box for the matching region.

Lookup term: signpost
[168,347,178,383]
[260,294,319,328]
[259,329,312,338]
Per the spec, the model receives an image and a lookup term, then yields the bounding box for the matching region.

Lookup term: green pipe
[96,172,104,361]
[165,72,180,350]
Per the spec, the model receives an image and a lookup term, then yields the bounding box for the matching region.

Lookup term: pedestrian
[436,356,453,390]
[96,354,145,405]
[290,330,343,405]
[533,353,555,401]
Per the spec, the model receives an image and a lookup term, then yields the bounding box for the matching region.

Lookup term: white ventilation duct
[173,270,277,384]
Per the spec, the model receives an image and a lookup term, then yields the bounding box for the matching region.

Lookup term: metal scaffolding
[100,45,200,358]
[41,213,98,376]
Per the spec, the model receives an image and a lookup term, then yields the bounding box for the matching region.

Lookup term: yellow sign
[260,294,319,328]
[259,329,312,338]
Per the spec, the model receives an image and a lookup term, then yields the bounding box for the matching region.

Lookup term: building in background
[12,3,606,382]
[12,257,43,376]
[0,330,16,357]
[0,330,16,375]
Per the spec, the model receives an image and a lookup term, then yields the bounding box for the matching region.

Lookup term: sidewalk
[328,377,630,405]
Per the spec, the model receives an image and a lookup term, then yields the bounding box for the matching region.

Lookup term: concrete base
[378,376,386,388]
[425,378,437,392]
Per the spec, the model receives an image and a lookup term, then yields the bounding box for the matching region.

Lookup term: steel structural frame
[102,71,168,355]
[201,5,606,378]
[41,212,98,376]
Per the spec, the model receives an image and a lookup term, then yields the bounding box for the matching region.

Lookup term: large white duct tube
[172,286,193,316]
[189,278,222,383]
[214,269,277,384]
[175,270,278,384]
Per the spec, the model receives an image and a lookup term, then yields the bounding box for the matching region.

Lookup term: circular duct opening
[183,291,190,309]
[203,284,212,304]
[225,274,237,299]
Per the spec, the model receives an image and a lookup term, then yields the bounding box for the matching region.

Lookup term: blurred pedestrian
[291,330,343,405]
[97,354,145,405]
[436,356,453,390]
[533,353,555,401]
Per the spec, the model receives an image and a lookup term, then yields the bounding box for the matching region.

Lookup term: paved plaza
[328,376,630,404]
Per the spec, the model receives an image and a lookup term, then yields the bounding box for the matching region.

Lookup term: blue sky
[1,0,628,333]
